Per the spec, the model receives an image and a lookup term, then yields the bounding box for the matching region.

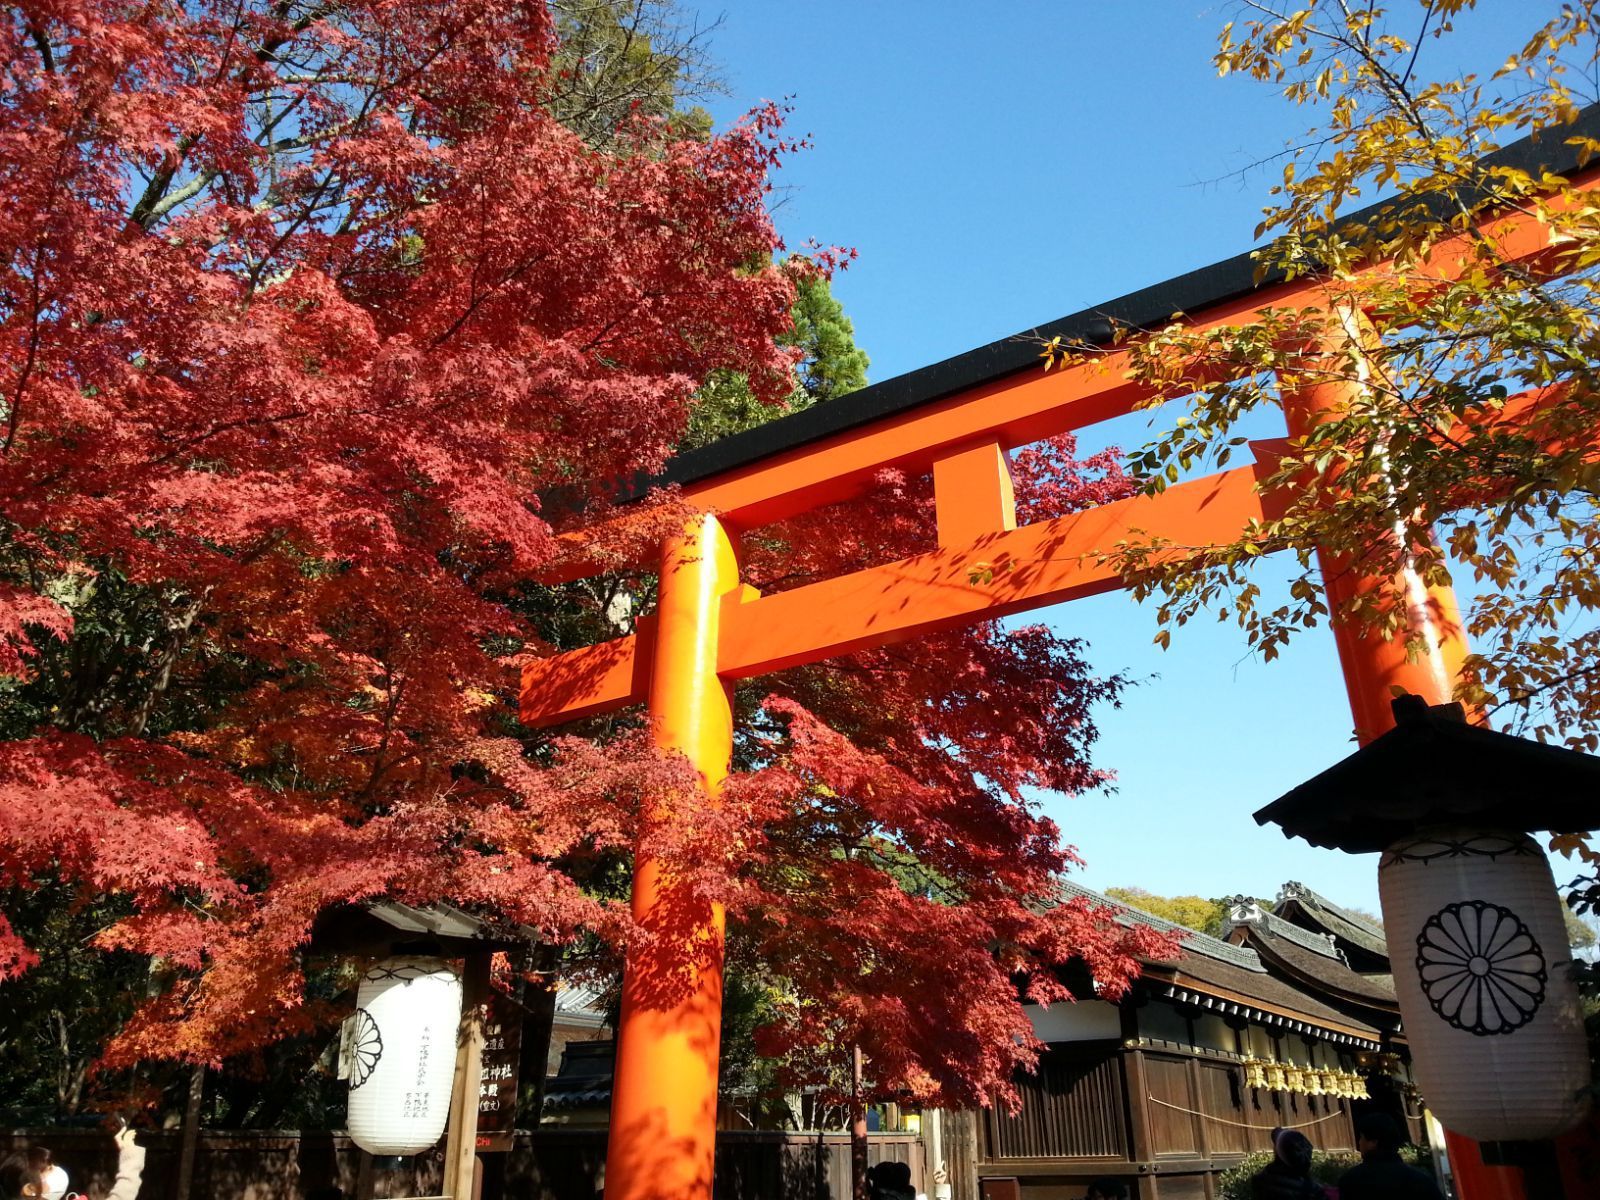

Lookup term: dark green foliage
[0,879,356,1129]
[1565,874,1600,1105]
[786,272,870,405]
[718,966,784,1113]
[1217,1146,1433,1200]
[0,883,145,1123]
[0,565,211,743]
[682,271,869,450]
[203,964,356,1130]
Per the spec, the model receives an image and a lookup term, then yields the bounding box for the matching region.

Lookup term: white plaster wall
[1025,999,1122,1042]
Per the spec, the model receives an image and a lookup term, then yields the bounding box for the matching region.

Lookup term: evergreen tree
[683,269,870,450]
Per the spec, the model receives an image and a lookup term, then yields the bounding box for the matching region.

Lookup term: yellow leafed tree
[1044,3,1600,881]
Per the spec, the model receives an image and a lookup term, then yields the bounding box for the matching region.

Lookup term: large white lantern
[346,956,463,1155]
[1379,828,1589,1141]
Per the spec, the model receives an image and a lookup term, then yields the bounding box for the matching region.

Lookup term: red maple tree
[0,0,1171,1107]
[707,441,1170,1112]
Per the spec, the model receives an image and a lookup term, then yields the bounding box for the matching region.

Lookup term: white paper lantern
[1378,828,1589,1141]
[346,956,463,1155]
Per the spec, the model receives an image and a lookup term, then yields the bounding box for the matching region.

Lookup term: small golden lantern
[1243,1057,1268,1089]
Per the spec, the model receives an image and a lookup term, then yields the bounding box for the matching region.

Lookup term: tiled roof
[1225,899,1343,960]
[1275,882,1390,959]
[544,1087,611,1109]
[1055,878,1267,973]
[309,900,533,954]
[1054,880,1389,1045]
[554,982,608,1018]
[1237,925,1399,1008]
[1141,951,1382,1045]
[545,1039,615,1108]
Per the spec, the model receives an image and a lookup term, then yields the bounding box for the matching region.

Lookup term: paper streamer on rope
[1379,828,1589,1141]
[346,956,463,1156]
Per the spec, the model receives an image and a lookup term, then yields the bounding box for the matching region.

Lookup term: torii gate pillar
[1281,314,1475,740]
[604,514,740,1200]
[1284,338,1528,1200]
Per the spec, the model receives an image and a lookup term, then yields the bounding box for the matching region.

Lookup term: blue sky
[687,2,1574,914]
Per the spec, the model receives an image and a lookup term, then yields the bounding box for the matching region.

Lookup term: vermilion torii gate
[519,113,1600,1200]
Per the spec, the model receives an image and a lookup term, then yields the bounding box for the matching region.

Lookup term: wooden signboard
[474,988,523,1152]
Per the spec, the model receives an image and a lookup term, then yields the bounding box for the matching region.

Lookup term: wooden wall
[972,1043,1360,1199]
[986,1042,1128,1161]
[0,1127,926,1200]
[1141,1050,1355,1160]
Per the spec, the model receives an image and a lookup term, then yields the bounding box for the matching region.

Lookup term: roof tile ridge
[1054,879,1266,973]
[1260,907,1348,962]
[1277,880,1387,942]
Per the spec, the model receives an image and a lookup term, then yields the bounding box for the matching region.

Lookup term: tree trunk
[517,946,560,1125]
[174,1063,205,1200]
[126,591,209,737]
[851,1044,869,1200]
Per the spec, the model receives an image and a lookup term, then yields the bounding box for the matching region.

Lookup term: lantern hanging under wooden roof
[345,956,463,1156]
[1256,696,1598,1142]
[1380,828,1588,1140]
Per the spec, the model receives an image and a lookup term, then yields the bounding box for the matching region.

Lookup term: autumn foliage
[711,441,1169,1109]
[0,0,1167,1109]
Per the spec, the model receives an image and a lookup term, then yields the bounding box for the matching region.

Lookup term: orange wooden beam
[540,167,1600,586]
[521,379,1593,727]
[521,454,1279,725]
[717,456,1278,679]
[518,616,654,727]
[933,440,1017,546]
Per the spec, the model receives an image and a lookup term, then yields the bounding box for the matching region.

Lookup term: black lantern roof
[1254,696,1600,854]
[309,899,531,956]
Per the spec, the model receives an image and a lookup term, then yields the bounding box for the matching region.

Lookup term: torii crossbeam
[519,111,1600,1200]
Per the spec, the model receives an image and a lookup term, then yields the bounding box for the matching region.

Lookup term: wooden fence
[0,1127,925,1200]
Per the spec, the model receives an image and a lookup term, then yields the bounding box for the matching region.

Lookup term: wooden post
[932,441,1016,546]
[1280,314,1525,1200]
[940,1109,980,1200]
[925,1108,946,1200]
[1119,1001,1155,1172]
[851,1044,870,1200]
[518,946,559,1125]
[1278,307,1477,741]
[1185,1058,1212,1163]
[443,953,491,1199]
[1122,1050,1156,1168]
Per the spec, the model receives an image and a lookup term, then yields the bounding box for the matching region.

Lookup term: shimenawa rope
[1146,1096,1348,1132]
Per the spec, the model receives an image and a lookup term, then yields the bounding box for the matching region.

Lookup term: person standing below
[23,1149,66,1200]
[1,1127,145,1200]
[1338,1112,1444,1200]
[1084,1178,1129,1200]
[1250,1129,1329,1199]
[104,1126,145,1200]
[865,1160,916,1200]
[0,1154,43,1200]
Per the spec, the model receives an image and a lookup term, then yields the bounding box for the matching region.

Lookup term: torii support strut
[520,117,1600,1200]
